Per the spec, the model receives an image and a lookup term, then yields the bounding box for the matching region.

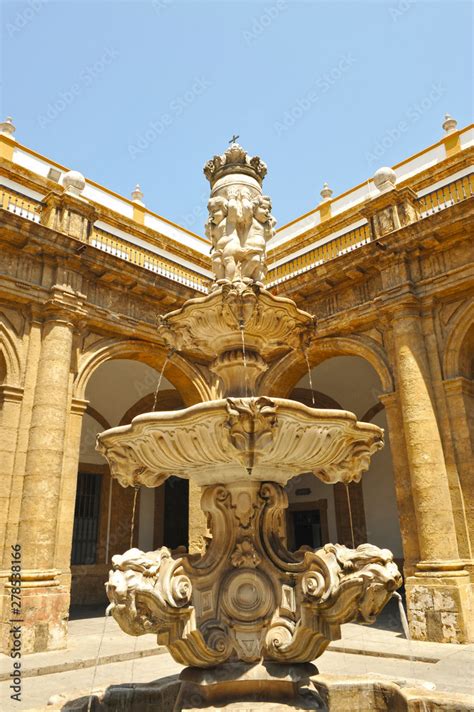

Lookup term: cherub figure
[205,196,231,281]
[240,195,276,283]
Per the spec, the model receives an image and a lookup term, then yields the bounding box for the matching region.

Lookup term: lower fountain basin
[96,396,383,488]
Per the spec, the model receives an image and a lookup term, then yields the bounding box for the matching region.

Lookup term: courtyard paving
[1,600,473,710]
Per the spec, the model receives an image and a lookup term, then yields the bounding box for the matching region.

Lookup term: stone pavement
[1,601,473,711]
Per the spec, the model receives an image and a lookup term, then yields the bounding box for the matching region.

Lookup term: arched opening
[458,323,474,381]
[0,350,7,385]
[70,358,188,609]
[285,356,403,570]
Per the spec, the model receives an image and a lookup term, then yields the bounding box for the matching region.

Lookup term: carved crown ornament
[204,143,268,187]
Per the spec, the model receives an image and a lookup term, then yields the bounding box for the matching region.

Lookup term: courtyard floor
[1,600,473,711]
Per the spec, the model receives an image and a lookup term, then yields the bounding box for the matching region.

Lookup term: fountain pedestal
[106,479,401,670]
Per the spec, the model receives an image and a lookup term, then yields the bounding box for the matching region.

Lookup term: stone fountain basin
[96,396,383,488]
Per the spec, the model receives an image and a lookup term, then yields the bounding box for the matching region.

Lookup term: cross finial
[229,134,239,145]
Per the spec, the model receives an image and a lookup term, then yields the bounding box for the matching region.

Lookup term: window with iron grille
[71,472,102,565]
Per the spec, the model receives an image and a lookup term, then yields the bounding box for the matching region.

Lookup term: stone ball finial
[320,182,333,201]
[131,184,145,206]
[62,169,86,197]
[373,166,397,193]
[0,116,16,138]
[442,113,458,134]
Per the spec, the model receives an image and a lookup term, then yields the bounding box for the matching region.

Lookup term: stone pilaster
[2,317,42,558]
[443,377,474,565]
[391,303,473,642]
[3,288,85,653]
[55,397,88,590]
[379,391,420,577]
[0,385,24,563]
[0,384,24,623]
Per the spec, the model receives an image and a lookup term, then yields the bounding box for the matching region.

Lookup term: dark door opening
[164,476,189,550]
[71,471,102,565]
[291,509,322,550]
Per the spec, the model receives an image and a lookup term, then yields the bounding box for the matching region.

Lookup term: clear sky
[1,0,472,234]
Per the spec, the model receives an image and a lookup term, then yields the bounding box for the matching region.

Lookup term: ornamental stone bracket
[43,285,88,325]
[106,481,401,668]
[360,185,420,240]
[39,172,98,243]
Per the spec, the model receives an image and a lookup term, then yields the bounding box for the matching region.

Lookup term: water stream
[87,486,141,710]
[303,349,316,406]
[239,319,249,397]
[153,350,174,411]
[344,484,356,549]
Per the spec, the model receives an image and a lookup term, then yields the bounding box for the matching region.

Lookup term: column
[391,303,472,642]
[13,301,77,653]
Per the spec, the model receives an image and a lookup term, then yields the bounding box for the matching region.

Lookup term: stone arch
[0,318,22,386]
[119,389,184,425]
[444,300,474,380]
[261,334,393,397]
[74,338,211,405]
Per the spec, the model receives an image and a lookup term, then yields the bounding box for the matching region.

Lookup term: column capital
[378,391,397,407]
[43,286,88,327]
[387,297,422,322]
[71,397,89,415]
[0,384,24,404]
[443,376,474,398]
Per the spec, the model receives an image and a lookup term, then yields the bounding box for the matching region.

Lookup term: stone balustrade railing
[0,187,211,293]
[1,172,472,293]
[265,173,473,287]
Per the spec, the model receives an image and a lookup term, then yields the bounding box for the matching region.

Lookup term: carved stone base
[49,673,474,711]
[405,569,474,643]
[174,662,323,710]
[106,481,402,668]
[1,579,68,654]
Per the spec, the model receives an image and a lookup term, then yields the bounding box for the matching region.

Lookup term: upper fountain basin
[96,396,383,488]
[157,284,316,362]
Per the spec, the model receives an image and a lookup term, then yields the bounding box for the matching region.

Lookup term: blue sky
[1,0,472,233]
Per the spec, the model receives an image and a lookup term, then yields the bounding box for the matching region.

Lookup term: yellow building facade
[0,117,472,654]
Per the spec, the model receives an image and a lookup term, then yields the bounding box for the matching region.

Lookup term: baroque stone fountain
[95,143,404,710]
